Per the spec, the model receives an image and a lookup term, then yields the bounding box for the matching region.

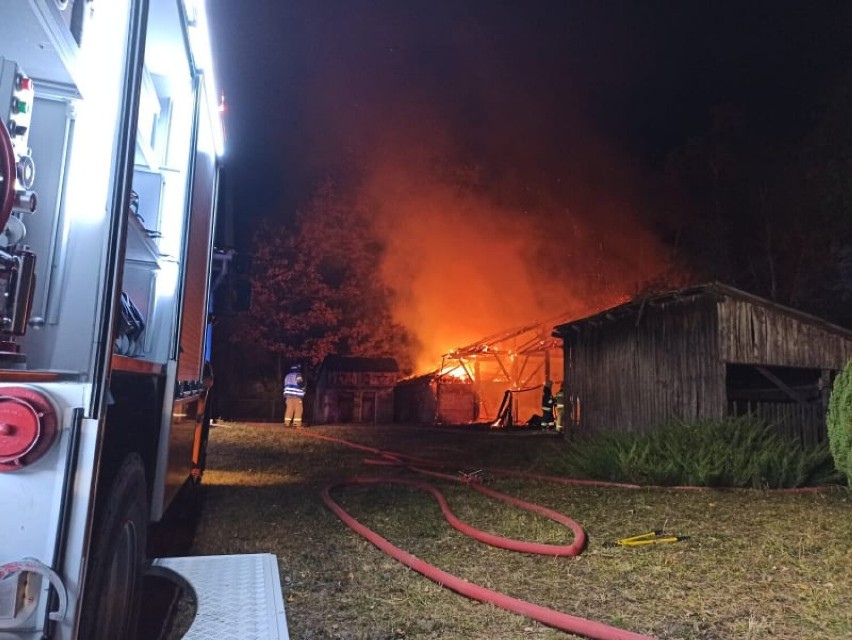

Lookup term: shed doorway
[360,392,376,424]
[725,364,829,445]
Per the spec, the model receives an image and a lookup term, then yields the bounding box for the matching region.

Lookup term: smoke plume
[292,2,676,371]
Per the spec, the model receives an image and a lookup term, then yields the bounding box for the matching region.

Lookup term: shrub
[827,362,852,487]
[559,415,844,488]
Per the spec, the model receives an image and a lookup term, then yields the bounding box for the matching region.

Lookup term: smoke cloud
[290,2,677,371]
[352,120,671,371]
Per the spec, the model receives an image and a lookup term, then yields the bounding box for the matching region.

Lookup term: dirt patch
[185,422,852,639]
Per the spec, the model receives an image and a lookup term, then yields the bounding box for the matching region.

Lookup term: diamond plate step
[152,553,289,640]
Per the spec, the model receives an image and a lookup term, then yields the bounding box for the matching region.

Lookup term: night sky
[202,0,852,370]
[208,0,851,248]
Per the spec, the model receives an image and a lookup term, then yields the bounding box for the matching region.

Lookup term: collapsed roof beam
[493,354,513,386]
[458,358,475,383]
[516,354,530,384]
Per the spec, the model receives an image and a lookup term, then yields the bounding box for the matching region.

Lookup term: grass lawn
[187,422,852,640]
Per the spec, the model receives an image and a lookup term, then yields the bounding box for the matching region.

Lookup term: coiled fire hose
[297,429,654,640]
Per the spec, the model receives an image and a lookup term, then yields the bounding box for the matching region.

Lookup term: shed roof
[553,282,852,340]
[319,355,400,373]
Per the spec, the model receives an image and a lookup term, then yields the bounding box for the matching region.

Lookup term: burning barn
[312,356,399,424]
[554,282,852,443]
[394,372,478,425]
[394,317,570,426]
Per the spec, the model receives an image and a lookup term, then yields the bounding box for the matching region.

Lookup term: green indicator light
[14,100,28,114]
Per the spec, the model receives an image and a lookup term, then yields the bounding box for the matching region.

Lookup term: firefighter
[541,380,555,430]
[554,383,565,435]
[283,364,307,427]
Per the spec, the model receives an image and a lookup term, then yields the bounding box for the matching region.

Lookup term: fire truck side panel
[0,383,96,640]
[0,1,140,637]
[178,81,218,385]
[0,2,287,638]
[153,78,220,519]
[0,1,134,380]
[13,94,74,349]
[41,0,137,383]
[134,0,212,522]
[155,390,201,520]
[2,0,218,637]
[4,2,81,93]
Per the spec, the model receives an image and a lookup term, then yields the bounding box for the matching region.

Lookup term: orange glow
[440,363,471,381]
[297,82,682,375]
[293,21,685,377]
[353,133,673,373]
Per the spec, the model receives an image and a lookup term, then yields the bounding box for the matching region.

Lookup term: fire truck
[0,2,286,639]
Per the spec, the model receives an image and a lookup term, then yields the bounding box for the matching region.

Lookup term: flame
[351,134,672,374]
[295,31,681,374]
[439,363,471,381]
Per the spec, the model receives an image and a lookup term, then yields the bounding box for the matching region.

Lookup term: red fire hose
[298,429,655,640]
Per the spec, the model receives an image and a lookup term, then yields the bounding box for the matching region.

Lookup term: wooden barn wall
[394,380,437,424]
[314,369,398,424]
[718,299,852,369]
[393,380,477,424]
[436,383,477,424]
[564,297,725,436]
[729,400,826,446]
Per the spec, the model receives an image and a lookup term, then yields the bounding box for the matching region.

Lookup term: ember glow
[290,8,680,374]
[440,363,471,381]
[354,127,673,373]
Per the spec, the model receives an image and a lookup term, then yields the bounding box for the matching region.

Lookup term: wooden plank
[566,291,852,436]
[755,366,810,406]
[719,297,852,368]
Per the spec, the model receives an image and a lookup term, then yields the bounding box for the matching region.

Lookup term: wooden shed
[312,356,399,424]
[553,283,852,443]
[394,374,479,425]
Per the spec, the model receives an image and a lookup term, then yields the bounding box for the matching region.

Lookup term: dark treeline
[655,72,852,327]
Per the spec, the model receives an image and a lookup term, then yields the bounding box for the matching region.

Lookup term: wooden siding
[393,379,477,424]
[313,360,399,425]
[394,379,437,424]
[315,388,394,424]
[435,383,477,424]
[324,370,398,388]
[564,296,725,435]
[729,400,826,446]
[718,298,852,369]
[313,373,397,424]
[558,284,852,437]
